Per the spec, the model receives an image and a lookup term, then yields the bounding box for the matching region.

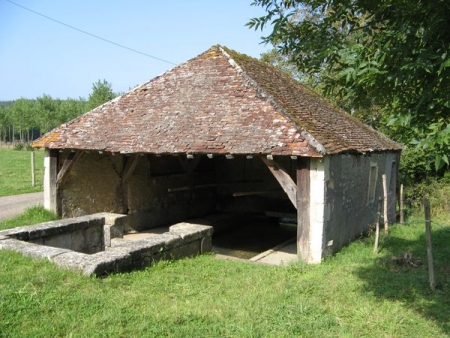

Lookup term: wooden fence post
[374,197,382,253]
[31,150,36,187]
[399,184,404,224]
[382,174,389,234]
[424,199,436,292]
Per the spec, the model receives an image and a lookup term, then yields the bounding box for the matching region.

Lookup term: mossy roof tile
[32,45,401,155]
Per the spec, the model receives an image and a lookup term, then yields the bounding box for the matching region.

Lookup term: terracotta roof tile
[32,45,401,155]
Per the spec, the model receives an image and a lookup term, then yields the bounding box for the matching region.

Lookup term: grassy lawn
[1,147,448,336]
[0,206,59,231]
[0,210,449,337]
[0,147,44,197]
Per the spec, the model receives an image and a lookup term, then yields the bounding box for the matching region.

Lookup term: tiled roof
[33,45,401,156]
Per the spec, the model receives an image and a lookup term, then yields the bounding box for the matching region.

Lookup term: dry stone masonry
[0,213,213,276]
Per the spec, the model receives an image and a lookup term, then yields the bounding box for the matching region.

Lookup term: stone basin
[0,213,213,277]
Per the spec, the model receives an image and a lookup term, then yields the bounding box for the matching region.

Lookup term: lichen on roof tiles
[32,45,401,156]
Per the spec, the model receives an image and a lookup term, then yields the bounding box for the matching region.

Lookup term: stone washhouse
[32,45,402,264]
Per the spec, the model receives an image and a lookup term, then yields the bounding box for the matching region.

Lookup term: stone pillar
[44,149,58,214]
[308,158,327,263]
[297,157,328,264]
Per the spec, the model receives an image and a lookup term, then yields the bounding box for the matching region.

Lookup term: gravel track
[0,192,44,221]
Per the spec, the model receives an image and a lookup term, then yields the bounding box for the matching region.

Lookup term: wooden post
[296,157,310,261]
[382,174,389,234]
[374,197,382,253]
[399,184,405,224]
[31,150,36,187]
[424,199,436,292]
[121,154,141,213]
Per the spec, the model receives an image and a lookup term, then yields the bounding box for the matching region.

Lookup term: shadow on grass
[356,225,450,334]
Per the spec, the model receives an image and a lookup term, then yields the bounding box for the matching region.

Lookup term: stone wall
[125,155,217,231]
[320,152,400,257]
[0,213,213,277]
[0,213,126,254]
[61,152,125,217]
[59,153,218,231]
[58,152,297,231]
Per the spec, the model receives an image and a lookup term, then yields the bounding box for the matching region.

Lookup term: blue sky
[0,0,271,100]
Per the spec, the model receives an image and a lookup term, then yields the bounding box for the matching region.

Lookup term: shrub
[404,175,450,216]
[400,147,449,215]
[13,142,24,151]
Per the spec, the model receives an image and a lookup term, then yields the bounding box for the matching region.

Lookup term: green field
[0,147,44,196]
[1,146,449,337]
[0,210,449,337]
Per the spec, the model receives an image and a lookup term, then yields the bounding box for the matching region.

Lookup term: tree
[0,81,113,145]
[9,98,36,143]
[260,48,307,83]
[36,95,60,134]
[249,0,450,169]
[0,106,6,142]
[87,80,117,110]
[59,98,88,123]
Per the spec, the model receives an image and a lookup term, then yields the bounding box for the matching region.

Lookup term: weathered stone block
[200,236,212,253]
[52,251,92,274]
[169,223,213,241]
[167,240,201,260]
[0,238,71,260]
[84,250,133,276]
[0,213,214,276]
[155,232,183,250]
[103,224,112,247]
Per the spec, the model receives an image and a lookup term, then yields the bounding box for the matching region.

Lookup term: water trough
[0,213,213,277]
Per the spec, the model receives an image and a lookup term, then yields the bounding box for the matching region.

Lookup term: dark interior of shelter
[122,153,298,258]
[58,151,300,259]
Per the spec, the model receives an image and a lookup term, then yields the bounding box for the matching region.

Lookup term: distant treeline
[0,80,117,144]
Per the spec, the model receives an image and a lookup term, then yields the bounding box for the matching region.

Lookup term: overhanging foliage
[248,0,450,170]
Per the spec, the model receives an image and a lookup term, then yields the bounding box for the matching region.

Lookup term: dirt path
[0,192,44,221]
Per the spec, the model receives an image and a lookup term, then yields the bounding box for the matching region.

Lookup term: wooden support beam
[108,153,124,177]
[122,154,140,186]
[169,182,216,193]
[265,211,297,219]
[187,156,201,175]
[186,156,201,205]
[168,180,264,193]
[175,155,202,204]
[56,151,83,188]
[121,154,141,214]
[296,157,310,261]
[232,189,281,197]
[177,155,201,174]
[260,156,297,209]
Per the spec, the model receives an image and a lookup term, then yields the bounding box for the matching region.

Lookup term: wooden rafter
[56,151,84,188]
[177,155,201,175]
[122,154,140,186]
[260,156,297,209]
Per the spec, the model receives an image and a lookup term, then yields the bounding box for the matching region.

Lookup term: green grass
[0,211,449,337]
[0,148,44,196]
[0,206,58,231]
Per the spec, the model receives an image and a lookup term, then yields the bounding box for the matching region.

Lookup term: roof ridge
[217,45,326,155]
